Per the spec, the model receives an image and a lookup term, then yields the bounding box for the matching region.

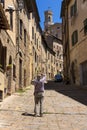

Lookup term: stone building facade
[53,38,63,75]
[28,2,47,79]
[0,1,10,100]
[28,5,55,81]
[61,0,87,86]
[0,0,56,100]
[61,0,70,82]
[0,0,35,99]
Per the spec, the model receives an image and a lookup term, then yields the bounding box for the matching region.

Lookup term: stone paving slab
[0,83,87,130]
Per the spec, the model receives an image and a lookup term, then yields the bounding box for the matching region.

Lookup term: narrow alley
[0,82,87,130]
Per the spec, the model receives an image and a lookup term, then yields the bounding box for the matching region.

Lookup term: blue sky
[36,0,62,29]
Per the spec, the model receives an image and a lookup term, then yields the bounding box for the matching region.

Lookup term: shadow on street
[22,112,35,117]
[45,81,87,106]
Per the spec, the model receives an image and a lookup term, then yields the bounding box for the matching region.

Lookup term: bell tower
[44,10,53,31]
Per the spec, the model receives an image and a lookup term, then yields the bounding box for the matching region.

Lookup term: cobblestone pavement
[0,82,87,130]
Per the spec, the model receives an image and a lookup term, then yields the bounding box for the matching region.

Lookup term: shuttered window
[70,0,77,17]
[0,43,7,71]
[13,64,16,79]
[72,30,78,46]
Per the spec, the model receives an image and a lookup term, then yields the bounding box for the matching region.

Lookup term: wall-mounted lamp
[5,6,20,12]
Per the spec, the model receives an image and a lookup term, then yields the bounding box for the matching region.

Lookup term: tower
[44,10,53,31]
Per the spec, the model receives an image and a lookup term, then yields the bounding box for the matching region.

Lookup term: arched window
[48,16,51,22]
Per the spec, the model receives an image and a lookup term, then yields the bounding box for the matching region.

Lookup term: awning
[0,3,10,30]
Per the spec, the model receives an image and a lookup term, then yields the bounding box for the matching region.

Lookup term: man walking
[32,74,46,117]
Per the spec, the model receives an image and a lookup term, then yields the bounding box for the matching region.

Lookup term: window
[51,56,53,62]
[57,27,60,29]
[56,63,58,66]
[83,18,87,35]
[72,30,78,46]
[60,64,62,68]
[10,11,13,30]
[35,51,37,62]
[13,64,16,79]
[35,33,36,44]
[0,42,7,71]
[24,29,26,45]
[37,38,38,48]
[57,51,59,56]
[70,0,77,17]
[20,20,22,37]
[32,27,34,39]
[59,55,61,59]
[48,16,51,22]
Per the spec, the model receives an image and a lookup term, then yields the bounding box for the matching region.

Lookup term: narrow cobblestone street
[0,82,87,130]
